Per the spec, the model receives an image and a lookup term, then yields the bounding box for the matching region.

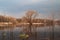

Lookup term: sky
[0,0,60,20]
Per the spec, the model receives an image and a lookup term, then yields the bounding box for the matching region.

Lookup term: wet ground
[0,25,60,40]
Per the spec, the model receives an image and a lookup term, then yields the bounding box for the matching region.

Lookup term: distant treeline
[0,15,60,26]
[16,18,60,25]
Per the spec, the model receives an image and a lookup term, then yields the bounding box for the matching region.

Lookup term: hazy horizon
[0,0,60,20]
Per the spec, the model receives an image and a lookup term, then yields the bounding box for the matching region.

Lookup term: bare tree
[21,10,38,40]
[23,10,38,32]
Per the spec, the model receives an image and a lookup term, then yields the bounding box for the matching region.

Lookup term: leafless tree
[22,10,38,32]
[22,10,38,40]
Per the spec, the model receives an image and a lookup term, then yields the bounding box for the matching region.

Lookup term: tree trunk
[29,22,32,35]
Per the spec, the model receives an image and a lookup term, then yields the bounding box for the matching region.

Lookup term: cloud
[0,0,60,20]
[1,0,47,6]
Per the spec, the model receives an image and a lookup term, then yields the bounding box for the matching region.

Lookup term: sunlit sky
[0,0,60,19]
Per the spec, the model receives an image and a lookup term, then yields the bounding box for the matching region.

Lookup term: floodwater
[0,25,60,40]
